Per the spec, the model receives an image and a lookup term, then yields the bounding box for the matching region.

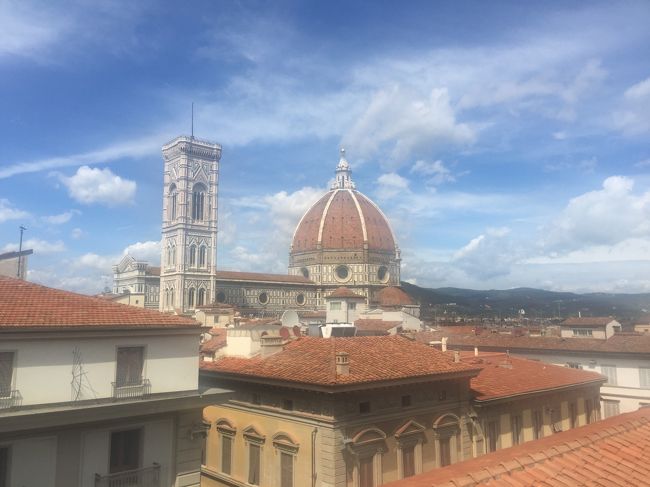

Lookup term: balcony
[111,378,151,401]
[95,463,160,487]
[0,389,22,409]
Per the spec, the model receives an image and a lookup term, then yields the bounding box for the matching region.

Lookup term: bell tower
[159,135,221,313]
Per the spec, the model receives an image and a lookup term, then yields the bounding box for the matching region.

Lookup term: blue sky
[1,0,650,294]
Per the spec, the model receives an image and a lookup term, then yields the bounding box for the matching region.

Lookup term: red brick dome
[291,188,397,253]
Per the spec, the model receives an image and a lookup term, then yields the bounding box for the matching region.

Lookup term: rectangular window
[282,399,294,411]
[221,436,232,475]
[532,410,543,440]
[402,444,415,478]
[566,362,583,369]
[487,421,499,452]
[280,452,293,487]
[640,367,650,388]
[116,347,144,387]
[252,393,261,405]
[439,437,451,467]
[0,447,8,487]
[248,444,261,485]
[511,415,523,445]
[359,456,374,487]
[110,429,141,473]
[601,365,618,386]
[359,401,371,414]
[569,402,577,429]
[0,352,14,397]
[349,302,356,310]
[401,395,412,407]
[330,302,341,311]
[572,328,593,337]
[603,400,620,418]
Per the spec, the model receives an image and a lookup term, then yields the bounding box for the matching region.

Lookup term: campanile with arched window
[160,135,221,313]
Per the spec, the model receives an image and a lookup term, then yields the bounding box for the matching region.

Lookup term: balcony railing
[0,389,22,409]
[95,463,160,487]
[111,378,151,401]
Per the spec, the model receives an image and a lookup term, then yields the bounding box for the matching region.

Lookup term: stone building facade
[112,254,160,309]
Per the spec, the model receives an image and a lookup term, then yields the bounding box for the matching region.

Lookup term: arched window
[168,183,177,221]
[199,246,207,267]
[189,245,197,267]
[171,244,176,265]
[198,288,206,306]
[188,288,195,308]
[166,246,172,266]
[170,289,175,308]
[192,184,207,221]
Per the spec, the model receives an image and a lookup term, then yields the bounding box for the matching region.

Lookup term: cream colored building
[0,276,230,487]
[199,336,603,487]
[0,249,32,280]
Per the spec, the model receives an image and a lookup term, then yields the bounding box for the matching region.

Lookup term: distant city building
[0,275,230,487]
[559,317,621,339]
[111,254,160,308]
[420,325,650,416]
[0,249,32,280]
[113,145,412,318]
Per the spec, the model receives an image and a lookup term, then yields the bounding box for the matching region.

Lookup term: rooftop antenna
[191,102,194,139]
[17,225,26,279]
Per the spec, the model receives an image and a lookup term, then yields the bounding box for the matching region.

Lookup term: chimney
[260,335,285,358]
[474,346,479,357]
[442,337,448,352]
[453,351,460,363]
[335,351,350,375]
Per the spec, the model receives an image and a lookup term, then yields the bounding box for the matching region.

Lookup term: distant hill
[400,282,650,322]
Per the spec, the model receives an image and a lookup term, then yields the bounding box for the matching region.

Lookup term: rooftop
[0,276,198,329]
[354,319,402,333]
[201,335,480,389]
[328,287,366,299]
[375,286,414,307]
[383,407,650,487]
[467,353,605,402]
[561,316,617,327]
[416,329,650,355]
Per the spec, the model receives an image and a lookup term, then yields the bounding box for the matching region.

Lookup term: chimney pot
[260,335,285,358]
[474,346,478,357]
[442,337,448,352]
[336,351,350,375]
[453,351,460,363]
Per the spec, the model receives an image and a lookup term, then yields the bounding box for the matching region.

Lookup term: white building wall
[8,333,198,406]
[512,350,650,414]
[4,436,57,487]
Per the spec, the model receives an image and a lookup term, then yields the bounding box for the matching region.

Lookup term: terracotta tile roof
[145,266,160,276]
[383,407,650,487]
[215,270,313,284]
[291,189,396,253]
[327,287,366,299]
[201,336,480,388]
[201,329,228,353]
[354,319,402,333]
[0,276,198,329]
[375,286,414,306]
[414,330,650,355]
[561,317,617,327]
[467,353,605,402]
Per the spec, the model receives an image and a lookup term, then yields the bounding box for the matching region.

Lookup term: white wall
[2,436,57,487]
[5,332,198,406]
[79,417,174,487]
[512,350,650,414]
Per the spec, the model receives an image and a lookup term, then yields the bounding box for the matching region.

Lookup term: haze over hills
[401,282,650,322]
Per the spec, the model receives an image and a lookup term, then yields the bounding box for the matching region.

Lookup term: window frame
[109,427,143,474]
[0,445,10,487]
[115,346,145,388]
[273,433,300,487]
[639,366,650,389]
[601,365,618,386]
[0,351,16,398]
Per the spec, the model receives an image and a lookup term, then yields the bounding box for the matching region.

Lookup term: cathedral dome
[291,188,397,253]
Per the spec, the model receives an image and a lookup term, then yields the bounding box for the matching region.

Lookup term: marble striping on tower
[159,135,221,313]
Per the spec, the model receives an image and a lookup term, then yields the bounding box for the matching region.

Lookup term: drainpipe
[312,427,318,487]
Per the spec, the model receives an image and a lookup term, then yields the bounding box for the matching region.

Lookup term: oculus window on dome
[295,293,305,306]
[377,266,389,283]
[216,291,226,303]
[258,292,269,305]
[335,265,350,282]
[300,267,309,278]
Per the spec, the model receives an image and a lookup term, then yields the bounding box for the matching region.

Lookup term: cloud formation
[0,199,28,223]
[58,166,136,206]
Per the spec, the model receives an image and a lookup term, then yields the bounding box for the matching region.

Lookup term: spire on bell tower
[332,148,355,190]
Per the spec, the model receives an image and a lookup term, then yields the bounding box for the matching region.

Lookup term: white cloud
[543,175,650,252]
[122,240,161,265]
[2,238,65,254]
[42,209,80,225]
[75,252,115,271]
[71,227,84,239]
[613,77,650,135]
[58,166,136,206]
[376,173,410,200]
[635,158,650,168]
[343,86,476,164]
[552,131,567,140]
[625,77,650,100]
[0,199,29,223]
[0,1,64,59]
[410,160,456,185]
